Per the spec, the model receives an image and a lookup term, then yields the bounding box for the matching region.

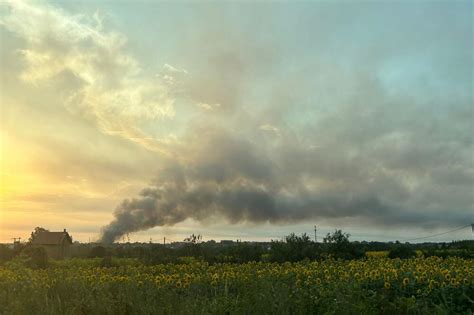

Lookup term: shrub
[100,255,115,267]
[20,246,49,269]
[89,245,107,258]
[323,230,364,260]
[270,233,319,262]
[388,245,416,259]
[0,245,14,263]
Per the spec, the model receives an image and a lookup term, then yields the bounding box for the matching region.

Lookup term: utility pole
[314,225,317,243]
[163,236,166,246]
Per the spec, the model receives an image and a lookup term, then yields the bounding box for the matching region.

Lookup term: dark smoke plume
[99,127,473,243]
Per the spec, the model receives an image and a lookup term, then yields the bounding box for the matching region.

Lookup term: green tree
[28,227,49,243]
[323,229,363,259]
[388,245,416,259]
[89,245,107,258]
[0,245,14,262]
[270,233,318,262]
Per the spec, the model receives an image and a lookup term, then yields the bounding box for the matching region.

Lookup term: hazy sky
[0,1,472,243]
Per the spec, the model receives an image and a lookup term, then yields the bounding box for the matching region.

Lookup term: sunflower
[403,278,410,286]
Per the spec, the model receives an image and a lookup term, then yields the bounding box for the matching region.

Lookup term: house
[31,229,73,259]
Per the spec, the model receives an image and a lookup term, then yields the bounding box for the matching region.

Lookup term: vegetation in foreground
[0,256,473,314]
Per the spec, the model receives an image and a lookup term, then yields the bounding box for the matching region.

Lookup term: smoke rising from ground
[100,119,473,243]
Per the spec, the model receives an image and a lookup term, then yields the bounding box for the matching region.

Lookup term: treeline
[2,230,473,269]
[105,230,366,264]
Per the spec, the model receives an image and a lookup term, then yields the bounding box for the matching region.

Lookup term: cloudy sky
[0,1,472,243]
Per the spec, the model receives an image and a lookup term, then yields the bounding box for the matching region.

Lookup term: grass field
[1,256,473,314]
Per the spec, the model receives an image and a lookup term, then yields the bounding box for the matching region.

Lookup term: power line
[319,224,472,242]
[400,224,471,242]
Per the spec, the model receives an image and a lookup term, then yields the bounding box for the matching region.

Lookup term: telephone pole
[314,225,317,243]
[163,236,166,246]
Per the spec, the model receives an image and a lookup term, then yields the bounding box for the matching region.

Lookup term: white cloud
[1,1,175,154]
[259,124,279,133]
[163,63,188,75]
[196,102,221,111]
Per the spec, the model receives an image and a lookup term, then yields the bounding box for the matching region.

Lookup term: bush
[89,246,107,258]
[20,246,49,269]
[388,245,416,259]
[100,255,115,267]
[270,233,319,262]
[0,245,14,263]
[323,230,364,260]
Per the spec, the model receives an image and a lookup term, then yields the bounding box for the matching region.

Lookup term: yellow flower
[403,278,410,286]
[384,282,391,289]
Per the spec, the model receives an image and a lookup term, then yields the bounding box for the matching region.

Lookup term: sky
[0,0,472,243]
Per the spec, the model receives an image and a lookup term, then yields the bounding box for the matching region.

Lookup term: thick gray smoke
[100,122,473,243]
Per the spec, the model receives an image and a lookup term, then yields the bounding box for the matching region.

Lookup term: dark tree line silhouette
[1,229,473,268]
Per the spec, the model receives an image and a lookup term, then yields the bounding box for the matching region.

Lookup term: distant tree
[222,243,265,263]
[184,234,202,244]
[324,230,350,245]
[323,230,364,260]
[179,234,204,258]
[0,245,15,262]
[89,245,107,258]
[388,245,416,259]
[270,233,318,262]
[28,227,49,243]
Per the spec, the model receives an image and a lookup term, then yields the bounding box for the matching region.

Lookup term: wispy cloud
[259,124,279,134]
[196,102,221,111]
[1,1,176,155]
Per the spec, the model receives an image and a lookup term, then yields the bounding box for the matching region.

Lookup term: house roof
[31,231,73,245]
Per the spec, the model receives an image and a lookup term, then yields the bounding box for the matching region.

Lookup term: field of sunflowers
[0,256,473,314]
